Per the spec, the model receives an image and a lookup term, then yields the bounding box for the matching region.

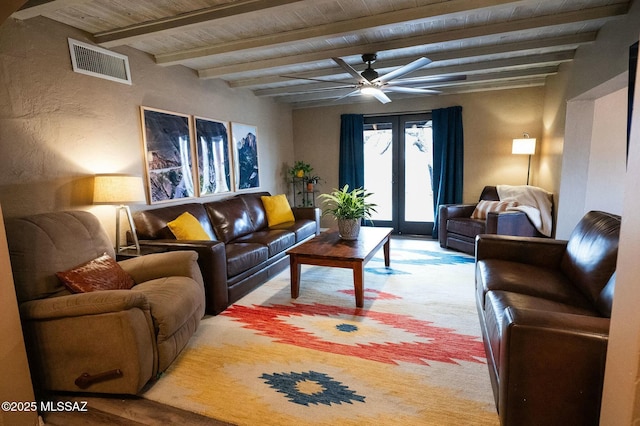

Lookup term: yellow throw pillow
[167,212,211,240]
[261,194,295,227]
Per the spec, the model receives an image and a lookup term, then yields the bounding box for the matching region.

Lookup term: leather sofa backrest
[596,272,616,318]
[204,197,255,243]
[561,211,620,312]
[479,186,500,201]
[236,192,270,231]
[6,211,115,303]
[133,203,216,240]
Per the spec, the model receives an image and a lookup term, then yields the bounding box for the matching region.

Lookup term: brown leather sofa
[6,211,205,394]
[133,192,320,315]
[439,186,551,254]
[475,211,620,425]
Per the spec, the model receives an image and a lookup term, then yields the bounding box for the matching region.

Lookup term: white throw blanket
[497,185,553,237]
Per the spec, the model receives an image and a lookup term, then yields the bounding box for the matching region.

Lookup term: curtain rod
[363,110,431,117]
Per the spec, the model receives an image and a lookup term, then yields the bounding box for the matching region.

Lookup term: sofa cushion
[261,194,295,227]
[271,219,317,242]
[56,254,135,293]
[237,192,269,230]
[131,276,203,345]
[476,259,593,311]
[561,211,620,306]
[446,217,485,237]
[167,212,211,241]
[235,230,296,257]
[205,198,255,243]
[225,243,269,277]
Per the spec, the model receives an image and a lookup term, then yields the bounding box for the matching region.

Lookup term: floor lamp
[512,133,537,185]
[93,175,146,254]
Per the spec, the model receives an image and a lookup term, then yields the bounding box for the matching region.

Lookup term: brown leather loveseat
[439,186,553,254]
[475,211,620,425]
[133,192,320,315]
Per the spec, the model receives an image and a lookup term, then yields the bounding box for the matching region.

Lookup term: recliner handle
[75,369,123,389]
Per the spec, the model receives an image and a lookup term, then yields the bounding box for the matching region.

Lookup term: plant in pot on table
[318,184,377,240]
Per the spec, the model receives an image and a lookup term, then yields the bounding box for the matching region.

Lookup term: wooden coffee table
[286,226,393,308]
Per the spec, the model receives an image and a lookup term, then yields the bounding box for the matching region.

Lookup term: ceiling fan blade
[387,74,467,86]
[332,57,365,82]
[334,89,361,102]
[371,89,392,104]
[374,57,432,84]
[280,75,357,86]
[384,86,441,95]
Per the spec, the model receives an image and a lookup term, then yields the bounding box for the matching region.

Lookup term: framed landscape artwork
[140,106,196,204]
[194,117,233,196]
[231,122,260,190]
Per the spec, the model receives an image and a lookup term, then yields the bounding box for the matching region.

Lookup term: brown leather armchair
[438,186,552,254]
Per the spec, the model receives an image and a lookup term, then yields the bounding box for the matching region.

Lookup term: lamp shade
[512,138,536,155]
[93,175,146,204]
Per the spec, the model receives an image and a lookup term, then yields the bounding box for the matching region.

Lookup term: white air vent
[68,38,132,85]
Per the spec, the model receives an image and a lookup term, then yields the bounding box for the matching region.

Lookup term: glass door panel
[363,122,394,224]
[403,120,434,224]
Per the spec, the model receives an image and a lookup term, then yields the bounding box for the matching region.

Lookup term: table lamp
[93,174,146,253]
[512,133,536,185]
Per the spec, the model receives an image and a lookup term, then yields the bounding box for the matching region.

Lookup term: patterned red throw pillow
[56,253,135,293]
[471,200,519,220]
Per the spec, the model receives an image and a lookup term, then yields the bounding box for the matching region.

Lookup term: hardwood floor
[40,394,234,425]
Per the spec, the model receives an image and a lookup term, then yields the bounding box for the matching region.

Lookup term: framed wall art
[194,116,233,196]
[231,122,260,190]
[140,106,196,204]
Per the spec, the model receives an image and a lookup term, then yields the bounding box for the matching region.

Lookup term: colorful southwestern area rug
[142,237,499,425]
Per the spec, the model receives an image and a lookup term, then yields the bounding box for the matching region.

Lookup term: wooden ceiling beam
[93,0,305,48]
[196,4,626,79]
[154,0,531,66]
[11,0,91,20]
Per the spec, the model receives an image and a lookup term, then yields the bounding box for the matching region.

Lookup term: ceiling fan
[283,53,465,104]
[331,53,443,104]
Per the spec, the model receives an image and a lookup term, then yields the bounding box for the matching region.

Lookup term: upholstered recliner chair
[6,210,205,394]
[438,185,554,255]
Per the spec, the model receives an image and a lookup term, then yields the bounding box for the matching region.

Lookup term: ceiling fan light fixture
[360,86,383,96]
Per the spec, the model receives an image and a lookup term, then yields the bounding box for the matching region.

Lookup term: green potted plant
[288,161,313,179]
[318,184,377,240]
[305,175,323,192]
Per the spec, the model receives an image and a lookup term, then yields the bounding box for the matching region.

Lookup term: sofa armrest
[485,211,540,236]
[20,292,156,394]
[499,307,609,425]
[19,291,149,321]
[138,240,228,315]
[292,207,321,235]
[439,203,477,219]
[475,234,568,268]
[119,250,203,286]
[438,203,478,247]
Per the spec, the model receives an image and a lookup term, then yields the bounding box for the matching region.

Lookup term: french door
[363,113,434,235]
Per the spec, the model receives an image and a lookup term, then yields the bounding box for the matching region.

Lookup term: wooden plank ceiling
[14,0,631,108]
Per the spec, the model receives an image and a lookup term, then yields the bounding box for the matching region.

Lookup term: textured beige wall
[0,16,294,241]
[292,87,545,226]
